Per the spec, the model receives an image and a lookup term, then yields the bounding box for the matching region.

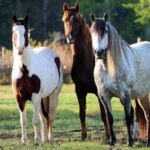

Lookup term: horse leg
[122,94,133,147]
[98,97,110,140]
[76,87,87,141]
[98,94,116,145]
[19,109,27,144]
[47,91,58,142]
[104,100,116,145]
[39,111,49,143]
[16,96,27,144]
[32,94,41,145]
[39,97,49,143]
[136,96,150,146]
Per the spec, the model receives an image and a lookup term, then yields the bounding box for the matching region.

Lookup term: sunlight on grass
[0,84,148,149]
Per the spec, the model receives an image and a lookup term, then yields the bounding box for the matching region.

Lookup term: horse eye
[65,18,68,22]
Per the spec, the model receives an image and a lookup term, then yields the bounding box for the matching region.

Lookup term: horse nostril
[97,49,104,56]
[71,31,75,38]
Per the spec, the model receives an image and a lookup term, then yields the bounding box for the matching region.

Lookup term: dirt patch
[0,133,21,139]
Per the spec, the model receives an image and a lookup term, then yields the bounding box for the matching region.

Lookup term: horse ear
[90,13,95,22]
[75,3,79,12]
[103,12,108,22]
[12,14,17,23]
[24,14,28,22]
[87,20,92,27]
[63,3,69,12]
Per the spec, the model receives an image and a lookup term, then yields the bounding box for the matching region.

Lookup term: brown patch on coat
[13,64,40,111]
[54,57,60,78]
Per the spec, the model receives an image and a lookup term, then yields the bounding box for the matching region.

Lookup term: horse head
[12,14,29,55]
[62,3,81,44]
[89,12,109,59]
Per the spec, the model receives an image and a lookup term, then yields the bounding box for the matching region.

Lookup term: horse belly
[41,67,59,98]
[130,42,150,98]
[31,57,60,98]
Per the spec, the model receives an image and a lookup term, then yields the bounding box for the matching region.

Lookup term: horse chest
[71,62,96,92]
[12,64,41,102]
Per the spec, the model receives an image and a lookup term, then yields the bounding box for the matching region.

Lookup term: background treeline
[0,0,150,49]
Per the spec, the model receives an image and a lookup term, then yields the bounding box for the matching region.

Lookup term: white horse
[89,13,150,147]
[11,14,63,145]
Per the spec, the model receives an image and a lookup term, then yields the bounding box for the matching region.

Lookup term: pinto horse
[12,15,63,145]
[62,3,111,141]
[89,13,150,146]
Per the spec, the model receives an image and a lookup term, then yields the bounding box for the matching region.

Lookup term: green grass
[0,84,149,150]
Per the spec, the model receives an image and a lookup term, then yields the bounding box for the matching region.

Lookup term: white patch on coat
[91,31,108,52]
[12,26,25,53]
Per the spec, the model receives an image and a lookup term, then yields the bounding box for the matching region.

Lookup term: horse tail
[135,98,148,141]
[41,97,49,123]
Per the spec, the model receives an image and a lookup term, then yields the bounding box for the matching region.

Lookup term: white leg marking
[19,109,27,144]
[32,94,41,145]
[48,92,58,142]
[39,111,49,143]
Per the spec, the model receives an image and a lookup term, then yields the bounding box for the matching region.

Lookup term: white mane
[106,23,134,77]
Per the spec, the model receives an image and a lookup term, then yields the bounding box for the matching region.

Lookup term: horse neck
[71,20,93,64]
[106,23,135,77]
[13,45,32,68]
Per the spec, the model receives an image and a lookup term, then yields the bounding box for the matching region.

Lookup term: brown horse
[62,3,109,140]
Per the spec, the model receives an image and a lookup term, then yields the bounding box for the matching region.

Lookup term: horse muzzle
[17,47,24,55]
[95,49,105,59]
[66,34,75,44]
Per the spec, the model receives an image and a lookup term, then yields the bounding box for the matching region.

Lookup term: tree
[124,0,150,25]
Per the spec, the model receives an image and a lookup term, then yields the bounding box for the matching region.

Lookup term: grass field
[0,84,149,150]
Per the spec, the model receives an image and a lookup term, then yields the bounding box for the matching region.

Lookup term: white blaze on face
[12,25,25,55]
[91,29,108,54]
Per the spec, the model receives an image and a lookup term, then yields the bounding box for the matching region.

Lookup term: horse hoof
[21,142,26,145]
[34,143,39,146]
[146,143,150,147]
[81,133,87,141]
[110,141,115,146]
[34,139,40,146]
[113,136,117,143]
[42,138,49,143]
[21,138,27,145]
[128,142,133,147]
[48,134,53,142]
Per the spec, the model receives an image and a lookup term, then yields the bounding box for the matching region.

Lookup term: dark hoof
[110,141,115,146]
[128,142,133,147]
[146,143,150,147]
[113,136,117,143]
[34,142,39,146]
[110,136,116,145]
[81,133,87,141]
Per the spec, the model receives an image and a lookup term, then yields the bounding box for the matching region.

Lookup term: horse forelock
[107,22,132,77]
[12,19,29,47]
[62,9,80,22]
[13,18,28,29]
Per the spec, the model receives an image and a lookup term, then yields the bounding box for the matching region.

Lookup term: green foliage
[124,0,150,25]
[72,0,103,19]
[0,0,149,48]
